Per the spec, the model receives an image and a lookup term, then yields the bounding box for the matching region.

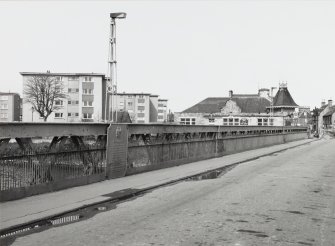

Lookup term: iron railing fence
[0,148,106,191]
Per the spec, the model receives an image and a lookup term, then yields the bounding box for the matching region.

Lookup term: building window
[75,113,79,117]
[68,88,79,93]
[158,115,164,120]
[0,96,9,100]
[128,95,133,98]
[138,98,145,103]
[137,120,145,123]
[258,118,263,126]
[263,118,268,126]
[83,113,92,119]
[209,118,215,123]
[269,118,274,126]
[229,118,234,126]
[83,89,93,95]
[240,118,248,126]
[137,113,145,118]
[139,95,144,98]
[55,76,63,81]
[0,113,8,118]
[138,106,145,110]
[234,118,239,126]
[55,113,63,118]
[68,101,71,105]
[84,77,92,82]
[223,118,228,126]
[158,109,164,113]
[55,100,63,106]
[127,102,133,107]
[83,101,93,107]
[68,113,71,117]
[0,104,8,109]
[180,118,196,125]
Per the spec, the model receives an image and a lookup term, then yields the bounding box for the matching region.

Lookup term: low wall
[106,125,308,177]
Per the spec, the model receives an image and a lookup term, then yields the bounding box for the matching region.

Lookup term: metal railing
[0,147,106,191]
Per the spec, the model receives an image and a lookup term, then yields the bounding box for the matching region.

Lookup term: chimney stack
[328,99,333,107]
[229,90,233,98]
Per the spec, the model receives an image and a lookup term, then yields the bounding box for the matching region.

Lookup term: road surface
[12,139,335,246]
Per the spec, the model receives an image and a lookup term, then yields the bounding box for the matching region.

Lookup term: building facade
[21,72,106,122]
[107,93,168,123]
[318,100,334,133]
[175,84,301,127]
[0,92,21,122]
[157,99,168,122]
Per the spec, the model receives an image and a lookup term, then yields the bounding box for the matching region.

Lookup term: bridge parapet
[0,123,308,201]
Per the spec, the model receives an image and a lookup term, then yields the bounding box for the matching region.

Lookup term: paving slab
[0,139,316,230]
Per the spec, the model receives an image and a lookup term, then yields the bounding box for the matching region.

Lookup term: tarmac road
[12,139,335,246]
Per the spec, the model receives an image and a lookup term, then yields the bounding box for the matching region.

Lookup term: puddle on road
[186,164,237,181]
[0,189,143,246]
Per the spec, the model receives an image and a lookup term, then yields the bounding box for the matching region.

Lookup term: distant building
[157,99,168,122]
[318,99,335,133]
[21,72,106,122]
[107,93,168,123]
[0,92,21,122]
[175,83,301,126]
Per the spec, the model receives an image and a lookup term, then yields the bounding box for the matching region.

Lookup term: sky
[0,0,334,112]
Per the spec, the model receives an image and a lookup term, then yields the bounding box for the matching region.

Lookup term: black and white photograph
[0,0,334,245]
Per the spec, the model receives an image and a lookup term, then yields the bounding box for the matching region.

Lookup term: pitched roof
[273,87,298,107]
[233,97,270,113]
[182,97,270,114]
[323,106,335,117]
[182,97,229,113]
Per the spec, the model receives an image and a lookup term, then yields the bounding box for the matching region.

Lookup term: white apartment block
[21,72,106,122]
[108,93,168,123]
[0,92,21,122]
[157,99,168,122]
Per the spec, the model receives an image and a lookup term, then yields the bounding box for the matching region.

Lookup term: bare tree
[23,75,67,121]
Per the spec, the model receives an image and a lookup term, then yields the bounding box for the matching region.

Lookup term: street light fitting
[110,12,127,19]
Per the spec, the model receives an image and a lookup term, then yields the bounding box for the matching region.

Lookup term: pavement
[0,138,316,231]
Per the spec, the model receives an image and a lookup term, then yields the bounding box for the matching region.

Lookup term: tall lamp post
[105,12,126,123]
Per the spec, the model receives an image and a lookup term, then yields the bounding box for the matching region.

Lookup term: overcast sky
[0,1,334,112]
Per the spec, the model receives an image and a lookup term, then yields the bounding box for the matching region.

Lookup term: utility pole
[105,12,126,123]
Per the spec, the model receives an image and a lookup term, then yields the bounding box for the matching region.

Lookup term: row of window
[222,117,274,126]
[180,118,196,125]
[56,76,93,82]
[0,113,8,118]
[0,104,8,109]
[55,100,93,106]
[0,96,9,101]
[68,88,93,94]
[54,113,92,119]
[258,118,274,126]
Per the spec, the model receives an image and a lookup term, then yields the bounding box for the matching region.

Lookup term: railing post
[106,124,129,179]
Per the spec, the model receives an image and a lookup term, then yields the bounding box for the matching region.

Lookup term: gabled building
[175,84,300,126]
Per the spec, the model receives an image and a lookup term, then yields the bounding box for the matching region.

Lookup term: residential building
[107,93,168,123]
[21,72,106,122]
[157,99,168,122]
[0,92,21,122]
[318,100,335,133]
[175,84,300,126]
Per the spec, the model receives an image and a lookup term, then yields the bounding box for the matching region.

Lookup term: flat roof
[109,92,152,96]
[158,99,168,101]
[0,92,20,96]
[20,72,105,77]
